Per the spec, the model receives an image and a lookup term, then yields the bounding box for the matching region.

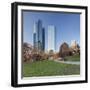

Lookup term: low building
[59,42,72,57]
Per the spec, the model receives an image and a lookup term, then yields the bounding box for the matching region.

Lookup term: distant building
[33,20,45,51]
[59,42,72,57]
[70,40,80,50]
[71,40,77,49]
[42,28,45,51]
[48,25,56,52]
[33,22,37,48]
[70,40,80,54]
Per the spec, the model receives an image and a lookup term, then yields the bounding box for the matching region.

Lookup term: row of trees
[23,42,80,62]
[23,43,49,62]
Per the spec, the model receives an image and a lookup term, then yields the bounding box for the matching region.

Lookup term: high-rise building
[48,25,56,52]
[33,22,37,48]
[42,28,45,51]
[33,20,45,51]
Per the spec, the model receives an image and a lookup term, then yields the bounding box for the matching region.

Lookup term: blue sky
[23,11,80,52]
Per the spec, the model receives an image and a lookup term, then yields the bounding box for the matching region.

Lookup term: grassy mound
[64,54,80,61]
[23,60,80,77]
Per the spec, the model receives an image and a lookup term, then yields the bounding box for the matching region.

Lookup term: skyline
[23,11,80,52]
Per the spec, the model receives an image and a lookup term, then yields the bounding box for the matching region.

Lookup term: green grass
[64,54,80,61]
[23,60,80,77]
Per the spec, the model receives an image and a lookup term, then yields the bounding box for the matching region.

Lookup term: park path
[54,60,80,65]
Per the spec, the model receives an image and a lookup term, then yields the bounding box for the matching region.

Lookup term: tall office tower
[42,28,45,51]
[37,20,43,50]
[33,20,45,51]
[48,25,56,52]
[33,22,37,49]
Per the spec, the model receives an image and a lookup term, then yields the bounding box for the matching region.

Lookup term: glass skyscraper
[48,25,56,52]
[42,28,45,51]
[33,22,37,49]
[33,20,45,51]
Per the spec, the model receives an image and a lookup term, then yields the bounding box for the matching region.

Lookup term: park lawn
[64,54,80,61]
[23,60,80,77]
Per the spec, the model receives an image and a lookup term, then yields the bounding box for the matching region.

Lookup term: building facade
[48,25,56,52]
[33,20,45,51]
